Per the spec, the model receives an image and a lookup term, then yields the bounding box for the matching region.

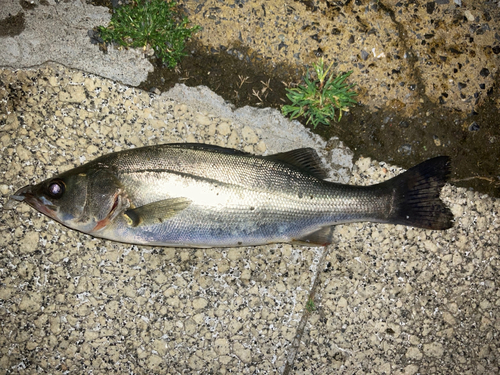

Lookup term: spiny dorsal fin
[266,148,328,179]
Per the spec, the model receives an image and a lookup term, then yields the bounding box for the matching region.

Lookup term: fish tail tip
[385,156,454,230]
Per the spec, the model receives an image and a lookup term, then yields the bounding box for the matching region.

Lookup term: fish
[6,143,453,248]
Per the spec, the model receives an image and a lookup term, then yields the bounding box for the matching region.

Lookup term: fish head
[9,167,130,234]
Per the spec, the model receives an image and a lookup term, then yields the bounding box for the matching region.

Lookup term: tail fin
[382,156,454,230]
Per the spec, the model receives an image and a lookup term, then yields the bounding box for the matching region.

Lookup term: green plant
[97,0,201,68]
[281,58,357,128]
[306,297,316,313]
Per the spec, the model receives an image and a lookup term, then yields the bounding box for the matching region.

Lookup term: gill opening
[92,193,121,232]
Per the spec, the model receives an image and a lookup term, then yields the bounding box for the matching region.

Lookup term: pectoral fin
[124,197,191,227]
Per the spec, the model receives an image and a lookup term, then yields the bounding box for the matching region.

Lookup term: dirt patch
[0,12,25,37]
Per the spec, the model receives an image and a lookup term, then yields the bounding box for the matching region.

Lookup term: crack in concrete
[377,1,434,106]
[282,244,331,374]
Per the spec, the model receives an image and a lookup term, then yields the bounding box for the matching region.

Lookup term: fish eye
[46,180,65,199]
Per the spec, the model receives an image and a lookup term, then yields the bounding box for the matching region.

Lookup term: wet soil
[136,39,500,198]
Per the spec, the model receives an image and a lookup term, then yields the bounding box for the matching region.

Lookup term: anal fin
[294,226,336,246]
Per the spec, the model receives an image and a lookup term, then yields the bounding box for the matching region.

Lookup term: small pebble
[479,68,490,77]
[468,122,480,131]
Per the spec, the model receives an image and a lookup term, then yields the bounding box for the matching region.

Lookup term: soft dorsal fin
[266,148,328,179]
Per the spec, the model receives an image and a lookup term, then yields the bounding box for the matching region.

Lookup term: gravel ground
[1,64,499,374]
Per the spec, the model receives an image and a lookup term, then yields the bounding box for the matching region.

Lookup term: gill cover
[72,168,129,233]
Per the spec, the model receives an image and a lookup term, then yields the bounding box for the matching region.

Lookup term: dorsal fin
[266,148,328,179]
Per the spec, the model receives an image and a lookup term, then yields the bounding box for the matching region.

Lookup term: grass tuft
[282,58,357,128]
[96,0,201,68]
[306,297,316,313]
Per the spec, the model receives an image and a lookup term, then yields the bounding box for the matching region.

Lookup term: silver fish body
[8,143,453,247]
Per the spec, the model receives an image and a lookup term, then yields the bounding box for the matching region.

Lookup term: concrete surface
[0,0,499,374]
[183,0,500,115]
[0,0,152,86]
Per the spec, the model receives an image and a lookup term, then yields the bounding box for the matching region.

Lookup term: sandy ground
[0,65,499,374]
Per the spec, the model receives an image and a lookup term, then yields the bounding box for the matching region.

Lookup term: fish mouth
[6,185,57,218]
[5,185,32,210]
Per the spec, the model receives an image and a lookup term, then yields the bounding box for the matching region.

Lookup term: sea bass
[7,143,453,248]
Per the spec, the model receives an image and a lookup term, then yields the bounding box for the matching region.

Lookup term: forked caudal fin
[381,156,454,230]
